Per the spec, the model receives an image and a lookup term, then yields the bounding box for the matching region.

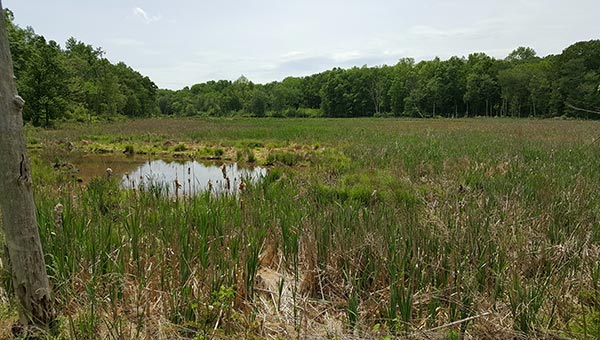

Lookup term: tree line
[160,44,600,119]
[5,9,600,126]
[5,9,158,127]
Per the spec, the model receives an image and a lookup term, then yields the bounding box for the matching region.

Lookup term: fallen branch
[565,103,600,115]
[420,311,492,334]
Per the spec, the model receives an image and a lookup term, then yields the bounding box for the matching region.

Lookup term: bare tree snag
[0,0,54,328]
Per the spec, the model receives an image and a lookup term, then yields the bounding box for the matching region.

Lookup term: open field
[2,117,600,339]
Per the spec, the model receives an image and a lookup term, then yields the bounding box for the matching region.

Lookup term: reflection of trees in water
[54,154,267,195]
[120,159,266,196]
[71,155,147,183]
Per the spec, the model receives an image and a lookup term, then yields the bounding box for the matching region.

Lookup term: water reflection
[122,160,267,195]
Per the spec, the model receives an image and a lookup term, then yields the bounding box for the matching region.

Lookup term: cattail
[53,203,64,229]
[221,164,227,179]
[239,180,246,192]
[175,178,182,198]
[370,190,378,206]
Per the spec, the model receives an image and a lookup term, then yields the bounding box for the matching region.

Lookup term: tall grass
[2,117,598,339]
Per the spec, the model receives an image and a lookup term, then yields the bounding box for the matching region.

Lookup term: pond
[122,160,267,196]
[68,155,267,196]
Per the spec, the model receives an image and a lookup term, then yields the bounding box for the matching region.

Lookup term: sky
[3,0,599,89]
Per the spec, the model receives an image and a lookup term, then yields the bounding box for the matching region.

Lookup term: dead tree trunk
[0,1,54,327]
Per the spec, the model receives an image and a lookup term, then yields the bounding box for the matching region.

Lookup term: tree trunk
[0,1,54,327]
[45,102,50,128]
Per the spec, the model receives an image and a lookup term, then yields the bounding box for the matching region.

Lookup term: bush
[174,144,187,152]
[214,148,224,157]
[124,144,135,155]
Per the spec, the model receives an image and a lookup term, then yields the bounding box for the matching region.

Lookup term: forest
[5,9,600,125]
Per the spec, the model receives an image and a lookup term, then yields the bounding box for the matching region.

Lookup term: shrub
[214,148,225,157]
[124,144,135,155]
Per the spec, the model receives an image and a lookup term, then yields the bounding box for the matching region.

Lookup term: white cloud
[332,51,362,62]
[408,25,475,40]
[132,7,161,24]
[106,38,144,47]
[281,51,308,60]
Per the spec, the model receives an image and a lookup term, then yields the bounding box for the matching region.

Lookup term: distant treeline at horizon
[4,8,600,126]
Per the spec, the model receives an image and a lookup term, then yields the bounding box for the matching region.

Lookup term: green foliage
[313,183,374,205]
[571,309,600,340]
[5,9,600,121]
[246,149,256,163]
[16,117,600,339]
[509,275,545,334]
[346,292,359,328]
[5,11,158,127]
[123,144,135,155]
[156,40,599,119]
[173,144,187,152]
[213,148,224,157]
[265,151,301,166]
[211,286,235,308]
[445,330,461,340]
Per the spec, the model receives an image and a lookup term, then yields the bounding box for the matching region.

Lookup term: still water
[69,155,267,195]
[122,160,267,195]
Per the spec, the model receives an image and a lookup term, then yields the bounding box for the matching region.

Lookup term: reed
[0,117,597,339]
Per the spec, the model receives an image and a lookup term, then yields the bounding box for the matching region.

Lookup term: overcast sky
[4,1,599,89]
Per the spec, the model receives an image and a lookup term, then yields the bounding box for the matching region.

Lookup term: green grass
[2,117,599,339]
